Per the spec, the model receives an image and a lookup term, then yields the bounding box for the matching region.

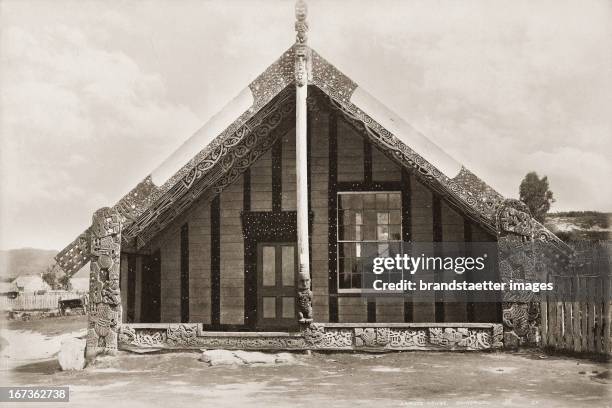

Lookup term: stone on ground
[274,353,295,364]
[233,351,277,364]
[200,350,298,366]
[58,338,86,371]
[200,349,244,366]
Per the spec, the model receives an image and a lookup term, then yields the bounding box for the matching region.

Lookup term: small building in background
[0,281,18,299]
[11,275,50,294]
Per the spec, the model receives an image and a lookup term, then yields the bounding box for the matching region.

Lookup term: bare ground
[1,316,610,408]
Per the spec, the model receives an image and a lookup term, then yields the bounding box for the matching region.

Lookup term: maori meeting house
[55,1,571,358]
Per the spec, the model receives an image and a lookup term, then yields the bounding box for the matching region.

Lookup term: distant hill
[0,248,58,281]
[545,211,611,242]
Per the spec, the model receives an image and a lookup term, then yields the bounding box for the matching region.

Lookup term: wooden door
[257,243,298,329]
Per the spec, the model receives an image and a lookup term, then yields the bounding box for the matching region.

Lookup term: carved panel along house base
[118,323,503,352]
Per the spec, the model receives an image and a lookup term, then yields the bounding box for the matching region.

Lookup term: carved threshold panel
[118,323,503,351]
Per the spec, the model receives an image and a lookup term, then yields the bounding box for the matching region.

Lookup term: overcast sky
[1,0,611,250]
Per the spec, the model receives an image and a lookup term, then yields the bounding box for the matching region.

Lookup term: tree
[519,172,554,223]
[42,263,69,290]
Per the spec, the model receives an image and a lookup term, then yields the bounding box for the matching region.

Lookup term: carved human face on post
[87,207,124,360]
[496,199,535,237]
[295,0,308,44]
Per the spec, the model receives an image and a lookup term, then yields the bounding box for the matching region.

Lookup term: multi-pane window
[337,192,402,290]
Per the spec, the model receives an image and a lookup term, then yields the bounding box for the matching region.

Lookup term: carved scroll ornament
[119,323,503,351]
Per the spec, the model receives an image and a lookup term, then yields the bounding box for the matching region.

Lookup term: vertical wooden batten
[464,220,475,323]
[328,111,339,323]
[401,169,413,322]
[432,195,444,322]
[272,141,283,212]
[127,254,136,323]
[180,223,189,323]
[210,196,221,328]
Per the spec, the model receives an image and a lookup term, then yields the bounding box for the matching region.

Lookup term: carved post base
[86,207,123,362]
[502,302,540,349]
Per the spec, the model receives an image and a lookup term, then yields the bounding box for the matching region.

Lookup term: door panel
[257,243,298,329]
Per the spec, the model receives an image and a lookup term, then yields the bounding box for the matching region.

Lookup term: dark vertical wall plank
[243,167,256,328]
[243,168,251,212]
[433,195,443,242]
[127,254,136,323]
[272,139,282,212]
[180,223,189,323]
[401,169,412,242]
[328,111,339,322]
[211,195,221,328]
[363,140,373,185]
[367,300,376,323]
[153,250,161,323]
[464,220,475,322]
[243,240,257,329]
[432,195,444,323]
[401,169,413,322]
[243,166,254,327]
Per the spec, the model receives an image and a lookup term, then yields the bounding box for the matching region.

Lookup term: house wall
[124,191,213,323]
[440,202,468,323]
[411,176,436,322]
[250,150,272,211]
[219,176,245,325]
[125,96,500,327]
[310,114,330,322]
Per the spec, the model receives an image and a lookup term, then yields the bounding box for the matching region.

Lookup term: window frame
[336,191,403,293]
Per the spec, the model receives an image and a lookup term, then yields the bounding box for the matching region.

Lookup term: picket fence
[540,242,611,356]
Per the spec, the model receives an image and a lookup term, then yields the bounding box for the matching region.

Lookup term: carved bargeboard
[125,87,297,247]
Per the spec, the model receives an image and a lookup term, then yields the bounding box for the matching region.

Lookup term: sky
[1,0,611,250]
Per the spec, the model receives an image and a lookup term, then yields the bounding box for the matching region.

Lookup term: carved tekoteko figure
[86,207,124,361]
[295,0,308,44]
[297,286,313,323]
[495,199,535,237]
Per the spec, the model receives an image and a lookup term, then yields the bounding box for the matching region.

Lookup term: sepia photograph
[0,0,610,406]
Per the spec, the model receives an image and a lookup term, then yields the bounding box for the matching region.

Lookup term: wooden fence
[0,291,84,311]
[540,242,611,356]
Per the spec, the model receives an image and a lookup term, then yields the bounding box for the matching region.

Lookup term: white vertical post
[295,0,312,324]
[295,64,312,323]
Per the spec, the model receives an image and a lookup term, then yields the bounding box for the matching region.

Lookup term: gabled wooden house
[55,1,569,358]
